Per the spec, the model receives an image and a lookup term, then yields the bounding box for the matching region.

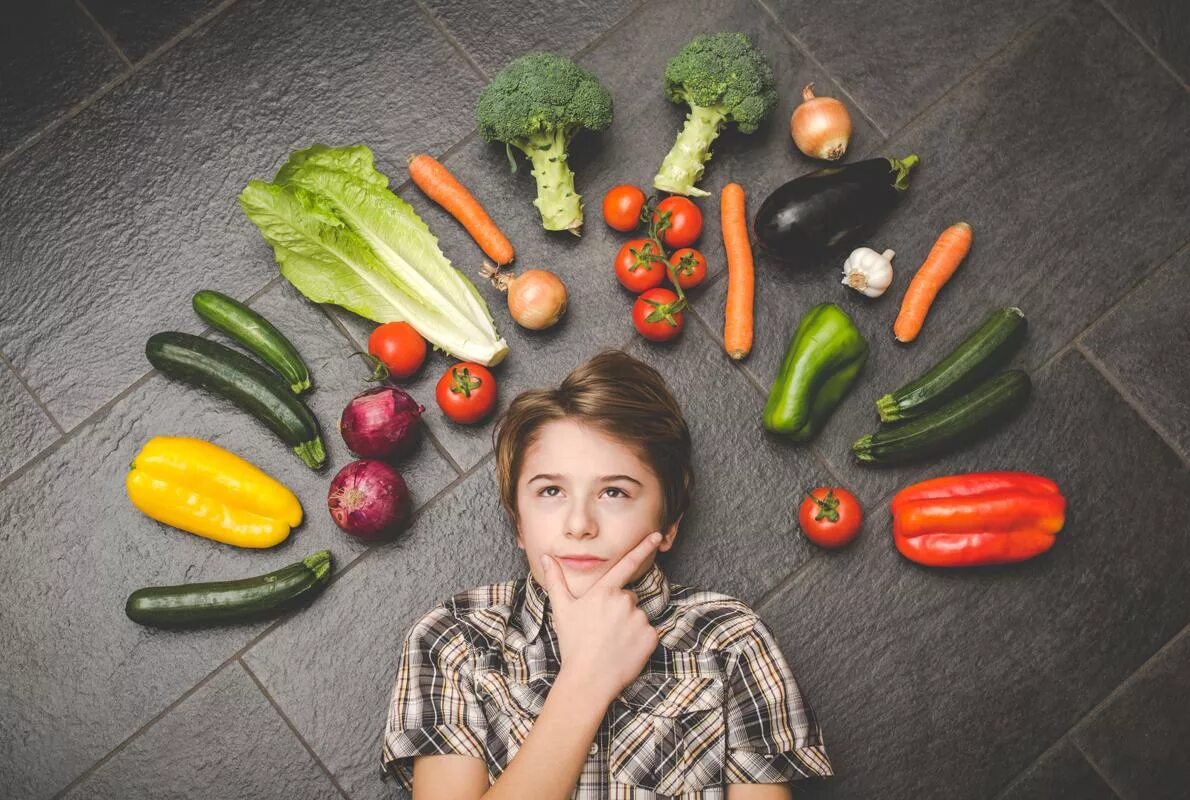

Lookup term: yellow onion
[791,83,852,161]
[481,262,568,330]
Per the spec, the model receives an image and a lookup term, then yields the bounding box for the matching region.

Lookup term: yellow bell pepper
[127,436,302,548]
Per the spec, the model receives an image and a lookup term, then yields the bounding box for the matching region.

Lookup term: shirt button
[588,742,599,755]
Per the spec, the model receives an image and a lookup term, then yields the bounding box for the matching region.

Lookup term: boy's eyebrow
[527,473,643,486]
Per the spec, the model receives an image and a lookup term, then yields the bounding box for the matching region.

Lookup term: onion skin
[339,386,424,460]
[327,460,411,540]
[791,83,852,161]
[481,263,568,330]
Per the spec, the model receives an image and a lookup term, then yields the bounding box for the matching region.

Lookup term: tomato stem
[807,489,841,523]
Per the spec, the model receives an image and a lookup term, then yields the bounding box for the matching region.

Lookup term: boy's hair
[492,350,693,531]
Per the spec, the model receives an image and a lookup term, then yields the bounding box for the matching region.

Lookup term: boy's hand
[540,532,664,704]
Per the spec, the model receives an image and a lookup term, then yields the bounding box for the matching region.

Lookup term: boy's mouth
[556,555,608,571]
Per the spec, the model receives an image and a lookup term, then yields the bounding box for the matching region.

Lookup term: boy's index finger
[597,532,664,590]
[539,554,576,607]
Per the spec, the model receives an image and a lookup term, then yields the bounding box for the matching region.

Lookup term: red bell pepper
[890,472,1066,567]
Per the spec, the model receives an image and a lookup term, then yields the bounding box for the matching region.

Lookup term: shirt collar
[519,561,672,642]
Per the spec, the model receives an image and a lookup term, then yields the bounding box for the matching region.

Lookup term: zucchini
[193,289,312,394]
[853,370,1031,465]
[146,331,326,469]
[877,307,1026,423]
[126,551,332,627]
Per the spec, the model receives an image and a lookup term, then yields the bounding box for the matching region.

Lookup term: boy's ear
[658,514,683,553]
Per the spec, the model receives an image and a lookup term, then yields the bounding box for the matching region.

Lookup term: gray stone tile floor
[0,0,1186,798]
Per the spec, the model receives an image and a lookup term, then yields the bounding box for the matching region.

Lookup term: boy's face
[515,418,679,598]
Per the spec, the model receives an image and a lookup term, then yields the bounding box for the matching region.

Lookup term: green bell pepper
[763,303,869,441]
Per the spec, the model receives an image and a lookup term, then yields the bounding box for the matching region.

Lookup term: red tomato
[602,185,646,232]
[368,321,427,379]
[799,488,863,549]
[615,238,666,293]
[667,247,707,290]
[652,196,702,248]
[632,288,687,342]
[435,362,497,425]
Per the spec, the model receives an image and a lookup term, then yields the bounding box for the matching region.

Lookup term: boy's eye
[537,486,630,498]
[604,487,628,499]
[541,486,561,497]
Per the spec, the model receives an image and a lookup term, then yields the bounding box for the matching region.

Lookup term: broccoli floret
[653,33,777,197]
[476,52,613,234]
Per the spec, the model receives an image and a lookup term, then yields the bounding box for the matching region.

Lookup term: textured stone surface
[705,0,1190,505]
[0,0,125,158]
[0,0,483,432]
[1073,628,1190,800]
[760,350,1190,800]
[1102,0,1190,81]
[421,0,642,76]
[1082,247,1190,461]
[82,0,225,62]
[0,280,455,800]
[60,661,342,800]
[997,741,1119,800]
[0,361,59,482]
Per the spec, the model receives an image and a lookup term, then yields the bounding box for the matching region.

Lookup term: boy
[382,350,831,798]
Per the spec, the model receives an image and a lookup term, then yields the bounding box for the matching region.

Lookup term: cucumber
[146,331,326,469]
[877,307,1026,423]
[126,551,332,627]
[193,289,312,394]
[853,370,1031,465]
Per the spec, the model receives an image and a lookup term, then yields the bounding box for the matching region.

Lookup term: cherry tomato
[652,196,702,248]
[602,185,646,232]
[632,287,687,342]
[368,321,427,379]
[667,247,707,290]
[799,488,863,549]
[436,362,497,425]
[615,238,666,293]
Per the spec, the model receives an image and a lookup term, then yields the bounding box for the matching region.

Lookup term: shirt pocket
[610,673,727,796]
[473,668,551,769]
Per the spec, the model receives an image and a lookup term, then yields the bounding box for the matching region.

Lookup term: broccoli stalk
[653,33,778,198]
[477,53,613,235]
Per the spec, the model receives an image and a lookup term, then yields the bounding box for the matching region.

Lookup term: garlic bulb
[841,247,895,298]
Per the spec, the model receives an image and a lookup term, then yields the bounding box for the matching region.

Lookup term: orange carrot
[893,222,973,342]
[721,182,754,360]
[407,153,515,266]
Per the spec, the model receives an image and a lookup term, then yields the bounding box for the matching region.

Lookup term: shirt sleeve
[724,616,833,784]
[380,605,488,789]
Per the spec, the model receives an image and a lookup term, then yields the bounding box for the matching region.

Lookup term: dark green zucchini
[126,551,332,627]
[146,331,326,469]
[193,289,311,394]
[853,370,1031,465]
[877,307,1027,423]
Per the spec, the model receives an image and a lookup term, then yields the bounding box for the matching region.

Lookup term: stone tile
[758,350,1190,799]
[0,280,455,800]
[705,1,1190,504]
[81,0,224,62]
[1082,247,1190,461]
[1073,628,1190,800]
[421,0,642,76]
[243,460,525,800]
[998,741,1119,800]
[1102,0,1190,82]
[60,662,341,800]
[0,0,483,431]
[0,361,59,482]
[763,0,1057,134]
[0,0,125,158]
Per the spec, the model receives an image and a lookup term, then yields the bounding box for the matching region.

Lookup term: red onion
[327,460,411,540]
[340,386,424,459]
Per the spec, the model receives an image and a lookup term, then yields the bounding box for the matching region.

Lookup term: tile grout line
[74,0,133,68]
[989,621,1190,800]
[751,0,887,139]
[0,0,244,173]
[1074,342,1190,470]
[1094,0,1189,92]
[412,0,488,83]
[0,349,66,436]
[1071,738,1132,800]
[236,658,354,800]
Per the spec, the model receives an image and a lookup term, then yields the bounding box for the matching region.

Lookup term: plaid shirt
[382,564,832,797]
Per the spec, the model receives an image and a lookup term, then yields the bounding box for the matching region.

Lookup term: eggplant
[754,155,919,262]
